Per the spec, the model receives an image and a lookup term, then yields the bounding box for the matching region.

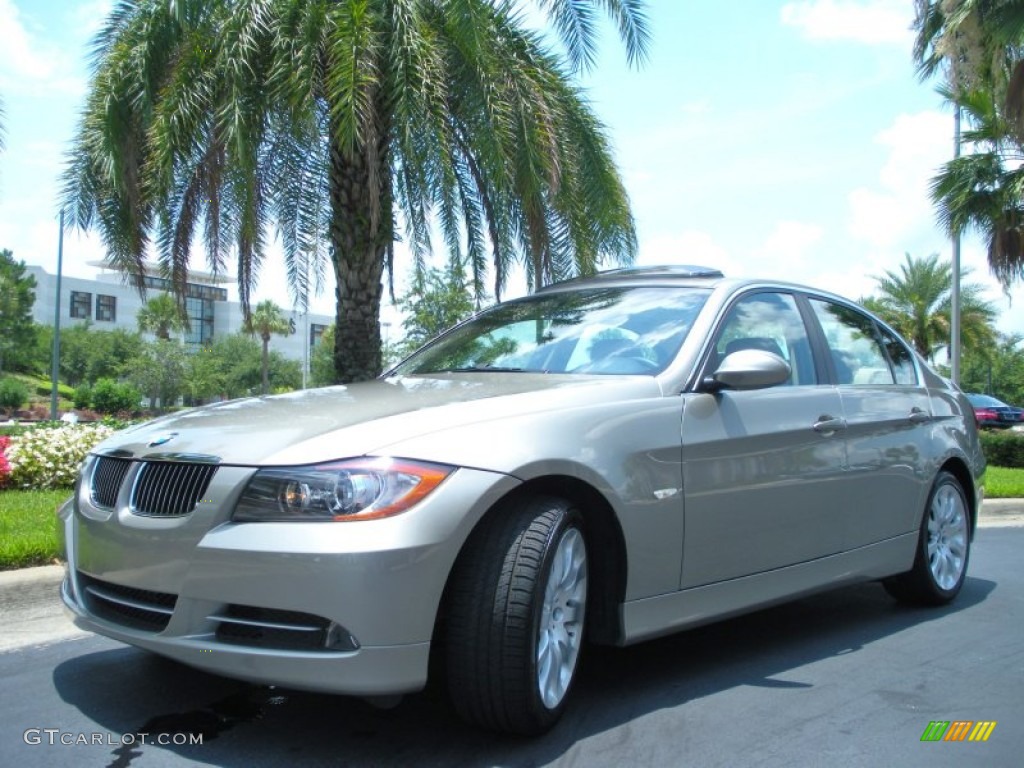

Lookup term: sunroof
[599,265,725,279]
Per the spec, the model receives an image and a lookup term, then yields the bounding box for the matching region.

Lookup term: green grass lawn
[0,489,70,570]
[984,466,1024,499]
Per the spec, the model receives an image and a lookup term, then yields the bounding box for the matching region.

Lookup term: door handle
[909,407,932,424]
[813,416,847,434]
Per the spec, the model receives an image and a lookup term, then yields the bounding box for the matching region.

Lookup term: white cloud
[71,0,113,35]
[756,221,825,268]
[0,0,58,83]
[0,0,84,95]
[637,231,738,274]
[847,110,951,250]
[780,0,913,46]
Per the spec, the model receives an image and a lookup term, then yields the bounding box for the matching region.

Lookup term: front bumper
[60,465,519,696]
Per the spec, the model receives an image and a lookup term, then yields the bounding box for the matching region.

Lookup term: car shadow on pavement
[52,576,996,768]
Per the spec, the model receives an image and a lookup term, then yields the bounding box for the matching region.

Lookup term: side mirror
[702,349,792,391]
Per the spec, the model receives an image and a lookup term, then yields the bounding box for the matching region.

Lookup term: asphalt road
[1,526,1022,768]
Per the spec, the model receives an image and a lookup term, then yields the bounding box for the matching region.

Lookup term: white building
[26,263,334,368]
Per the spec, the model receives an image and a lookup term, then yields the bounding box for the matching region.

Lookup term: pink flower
[0,436,10,488]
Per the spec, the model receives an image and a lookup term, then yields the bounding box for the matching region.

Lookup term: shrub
[0,378,29,414]
[73,383,93,410]
[89,378,141,415]
[5,423,115,489]
[979,430,1024,469]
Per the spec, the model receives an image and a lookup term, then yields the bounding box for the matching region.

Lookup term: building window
[310,323,328,350]
[96,295,117,322]
[183,295,215,347]
[70,291,92,319]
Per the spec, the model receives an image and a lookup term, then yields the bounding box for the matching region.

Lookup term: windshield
[391,286,710,376]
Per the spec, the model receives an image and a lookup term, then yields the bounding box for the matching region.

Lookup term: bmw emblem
[148,432,178,447]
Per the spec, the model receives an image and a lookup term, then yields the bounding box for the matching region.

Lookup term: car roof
[536,265,847,302]
[537,265,726,292]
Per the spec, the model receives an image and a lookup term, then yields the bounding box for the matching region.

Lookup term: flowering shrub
[0,436,11,489]
[5,424,115,490]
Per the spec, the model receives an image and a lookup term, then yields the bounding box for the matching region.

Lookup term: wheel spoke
[537,526,587,710]
[926,482,968,591]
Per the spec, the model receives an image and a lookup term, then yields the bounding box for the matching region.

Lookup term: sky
[1,0,1021,339]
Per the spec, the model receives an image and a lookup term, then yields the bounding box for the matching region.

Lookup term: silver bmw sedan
[59,265,984,734]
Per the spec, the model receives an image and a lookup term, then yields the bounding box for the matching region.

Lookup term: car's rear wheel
[883,471,970,605]
[444,496,588,734]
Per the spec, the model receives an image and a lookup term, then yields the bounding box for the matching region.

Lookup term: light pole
[50,209,64,420]
[950,105,962,386]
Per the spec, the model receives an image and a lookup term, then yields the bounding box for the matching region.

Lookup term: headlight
[232,457,454,522]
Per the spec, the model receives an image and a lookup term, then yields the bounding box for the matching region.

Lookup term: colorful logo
[921,721,997,742]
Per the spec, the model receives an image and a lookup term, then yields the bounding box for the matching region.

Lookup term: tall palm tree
[863,253,997,362]
[244,300,291,395]
[913,1,1024,288]
[63,0,648,383]
[136,293,189,340]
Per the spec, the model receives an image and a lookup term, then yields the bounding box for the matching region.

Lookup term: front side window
[70,291,91,319]
[709,292,815,385]
[810,299,894,385]
[391,286,710,376]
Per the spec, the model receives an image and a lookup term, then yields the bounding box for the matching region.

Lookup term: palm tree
[63,0,648,384]
[244,300,292,395]
[863,253,997,362]
[913,1,1024,288]
[136,293,188,341]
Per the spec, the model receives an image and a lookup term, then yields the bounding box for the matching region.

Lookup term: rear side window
[876,325,918,386]
[809,299,895,386]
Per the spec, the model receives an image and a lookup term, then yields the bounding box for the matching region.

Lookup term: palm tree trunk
[328,112,391,384]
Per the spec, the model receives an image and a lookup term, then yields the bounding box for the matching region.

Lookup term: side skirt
[620,533,917,645]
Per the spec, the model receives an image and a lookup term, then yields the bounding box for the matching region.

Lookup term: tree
[136,293,188,340]
[244,300,292,395]
[126,339,189,412]
[63,0,647,384]
[961,332,1024,404]
[913,1,1024,288]
[205,333,301,399]
[863,253,997,362]
[309,324,337,387]
[184,344,226,405]
[57,325,145,387]
[394,264,477,359]
[0,249,37,374]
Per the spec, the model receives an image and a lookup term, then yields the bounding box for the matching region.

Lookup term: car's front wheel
[445,496,588,734]
[883,471,971,605]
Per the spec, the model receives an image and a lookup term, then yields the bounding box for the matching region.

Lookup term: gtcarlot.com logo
[23,729,203,747]
[921,721,997,742]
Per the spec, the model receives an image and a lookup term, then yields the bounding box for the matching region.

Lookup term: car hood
[95,374,663,466]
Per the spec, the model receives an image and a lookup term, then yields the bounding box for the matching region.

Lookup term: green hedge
[980,430,1024,468]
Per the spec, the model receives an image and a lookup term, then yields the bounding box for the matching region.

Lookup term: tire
[444,496,588,735]
[883,471,971,606]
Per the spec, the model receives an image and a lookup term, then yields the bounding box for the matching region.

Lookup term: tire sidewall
[524,502,588,729]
